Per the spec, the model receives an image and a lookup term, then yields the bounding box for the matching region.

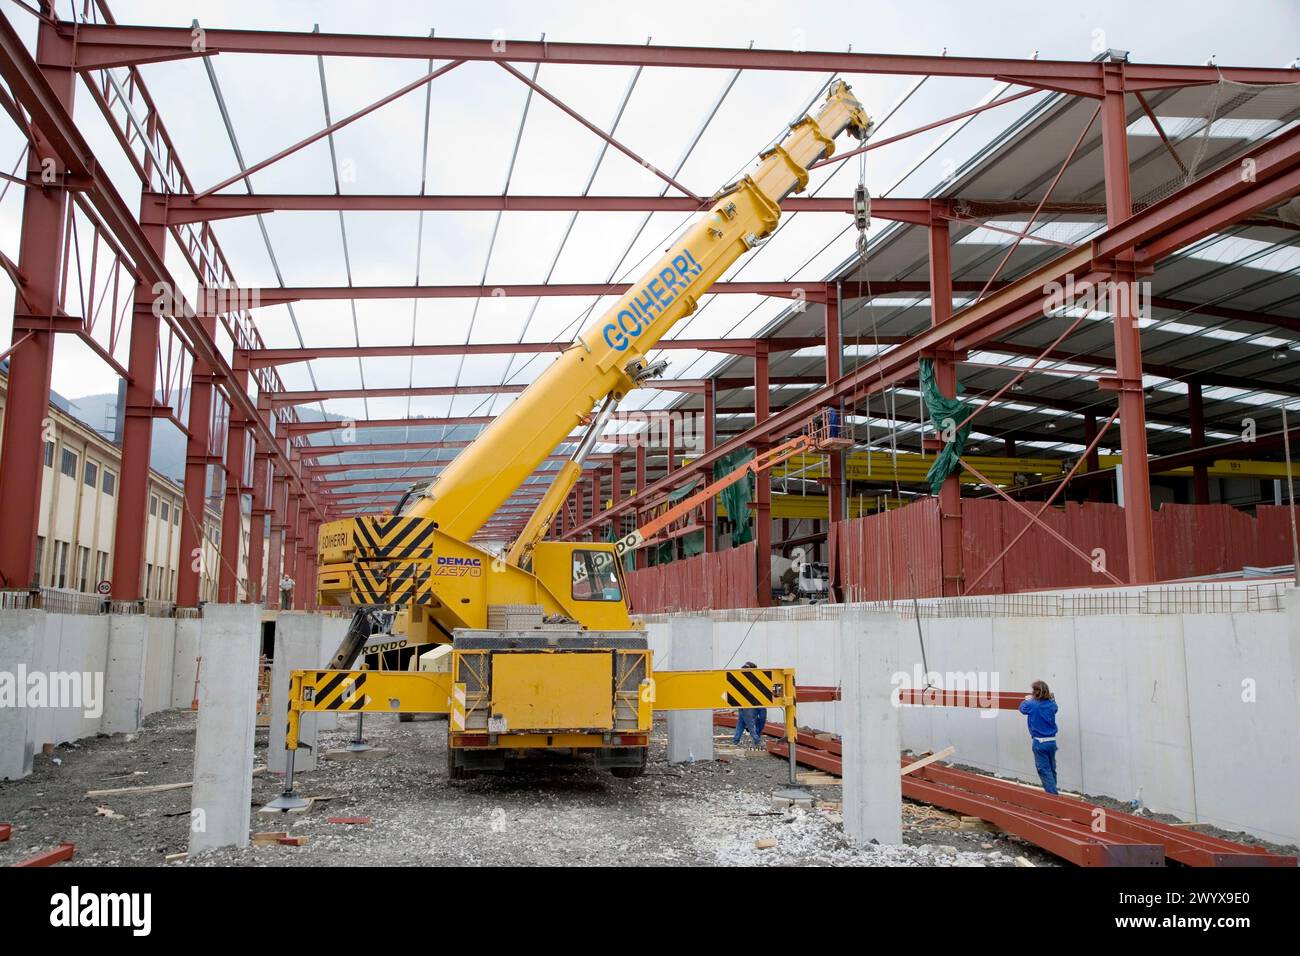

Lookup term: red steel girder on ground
[905,759,1296,867]
[765,737,1162,866]
[55,24,1300,94]
[721,713,1293,868]
[12,842,76,867]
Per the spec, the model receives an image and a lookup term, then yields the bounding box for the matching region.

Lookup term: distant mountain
[62,389,473,487]
[64,391,186,483]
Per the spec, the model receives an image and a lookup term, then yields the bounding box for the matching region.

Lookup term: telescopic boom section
[413,82,871,542]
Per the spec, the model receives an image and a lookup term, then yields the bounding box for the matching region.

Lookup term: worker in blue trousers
[1018,680,1059,794]
[731,661,767,747]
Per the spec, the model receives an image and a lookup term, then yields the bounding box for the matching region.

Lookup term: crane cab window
[572,549,622,602]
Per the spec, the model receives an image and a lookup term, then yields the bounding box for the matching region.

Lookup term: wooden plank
[899,746,956,777]
[86,767,265,798]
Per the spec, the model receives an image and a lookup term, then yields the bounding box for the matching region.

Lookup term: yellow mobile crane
[273,82,871,803]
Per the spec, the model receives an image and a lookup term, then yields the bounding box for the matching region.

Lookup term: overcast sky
[1,0,1296,429]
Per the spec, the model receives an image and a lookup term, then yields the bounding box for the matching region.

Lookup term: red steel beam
[195,59,465,200]
[58,24,1300,93]
[563,123,1300,540]
[211,281,993,313]
[0,16,322,521]
[0,13,72,591]
[110,198,167,602]
[907,760,1295,867]
[159,193,947,222]
[241,335,827,368]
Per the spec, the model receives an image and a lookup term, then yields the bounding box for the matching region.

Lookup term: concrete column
[838,609,902,846]
[190,603,261,854]
[267,613,323,773]
[103,614,148,735]
[666,615,714,764]
[0,608,42,779]
[171,617,202,710]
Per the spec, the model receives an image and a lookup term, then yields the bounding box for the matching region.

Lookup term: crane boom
[408,82,870,542]
[294,83,871,795]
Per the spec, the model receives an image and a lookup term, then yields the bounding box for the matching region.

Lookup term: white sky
[1,0,1296,423]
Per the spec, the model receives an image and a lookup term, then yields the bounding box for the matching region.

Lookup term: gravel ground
[11,709,1242,867]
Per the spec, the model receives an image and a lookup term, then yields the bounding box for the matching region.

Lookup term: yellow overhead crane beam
[768,450,1297,487]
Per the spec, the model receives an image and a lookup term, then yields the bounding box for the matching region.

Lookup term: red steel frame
[0,9,1296,598]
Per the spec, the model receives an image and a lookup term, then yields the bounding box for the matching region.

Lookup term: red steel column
[304,516,319,610]
[110,202,167,601]
[824,285,846,526]
[265,468,288,605]
[1187,380,1210,504]
[635,443,647,569]
[666,414,676,474]
[703,380,716,553]
[1102,60,1156,584]
[218,355,250,601]
[0,18,74,590]
[611,452,623,544]
[1082,412,1102,502]
[929,216,964,596]
[176,297,220,606]
[293,504,309,610]
[282,492,301,608]
[753,342,772,606]
[245,396,273,604]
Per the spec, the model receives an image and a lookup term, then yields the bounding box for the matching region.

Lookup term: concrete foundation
[838,610,901,846]
[268,613,326,773]
[646,580,1300,846]
[666,615,714,764]
[0,608,41,779]
[190,603,262,854]
[103,614,148,735]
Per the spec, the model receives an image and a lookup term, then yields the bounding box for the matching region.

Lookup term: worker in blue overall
[1018,680,1059,794]
[731,661,768,747]
[825,406,841,439]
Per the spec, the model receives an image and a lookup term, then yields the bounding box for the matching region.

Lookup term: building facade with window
[0,368,229,603]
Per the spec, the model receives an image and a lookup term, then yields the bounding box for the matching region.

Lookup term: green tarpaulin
[919,357,971,495]
[715,447,755,545]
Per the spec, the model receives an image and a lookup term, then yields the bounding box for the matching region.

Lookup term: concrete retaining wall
[646,585,1300,845]
[1,610,197,779]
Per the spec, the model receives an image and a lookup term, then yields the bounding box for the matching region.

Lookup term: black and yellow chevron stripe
[352,516,437,560]
[350,559,431,607]
[725,668,776,707]
[306,671,370,711]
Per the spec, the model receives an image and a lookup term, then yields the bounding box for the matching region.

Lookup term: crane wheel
[609,747,648,778]
[447,747,469,780]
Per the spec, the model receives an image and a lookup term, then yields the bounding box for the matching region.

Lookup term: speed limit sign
[96,580,111,595]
